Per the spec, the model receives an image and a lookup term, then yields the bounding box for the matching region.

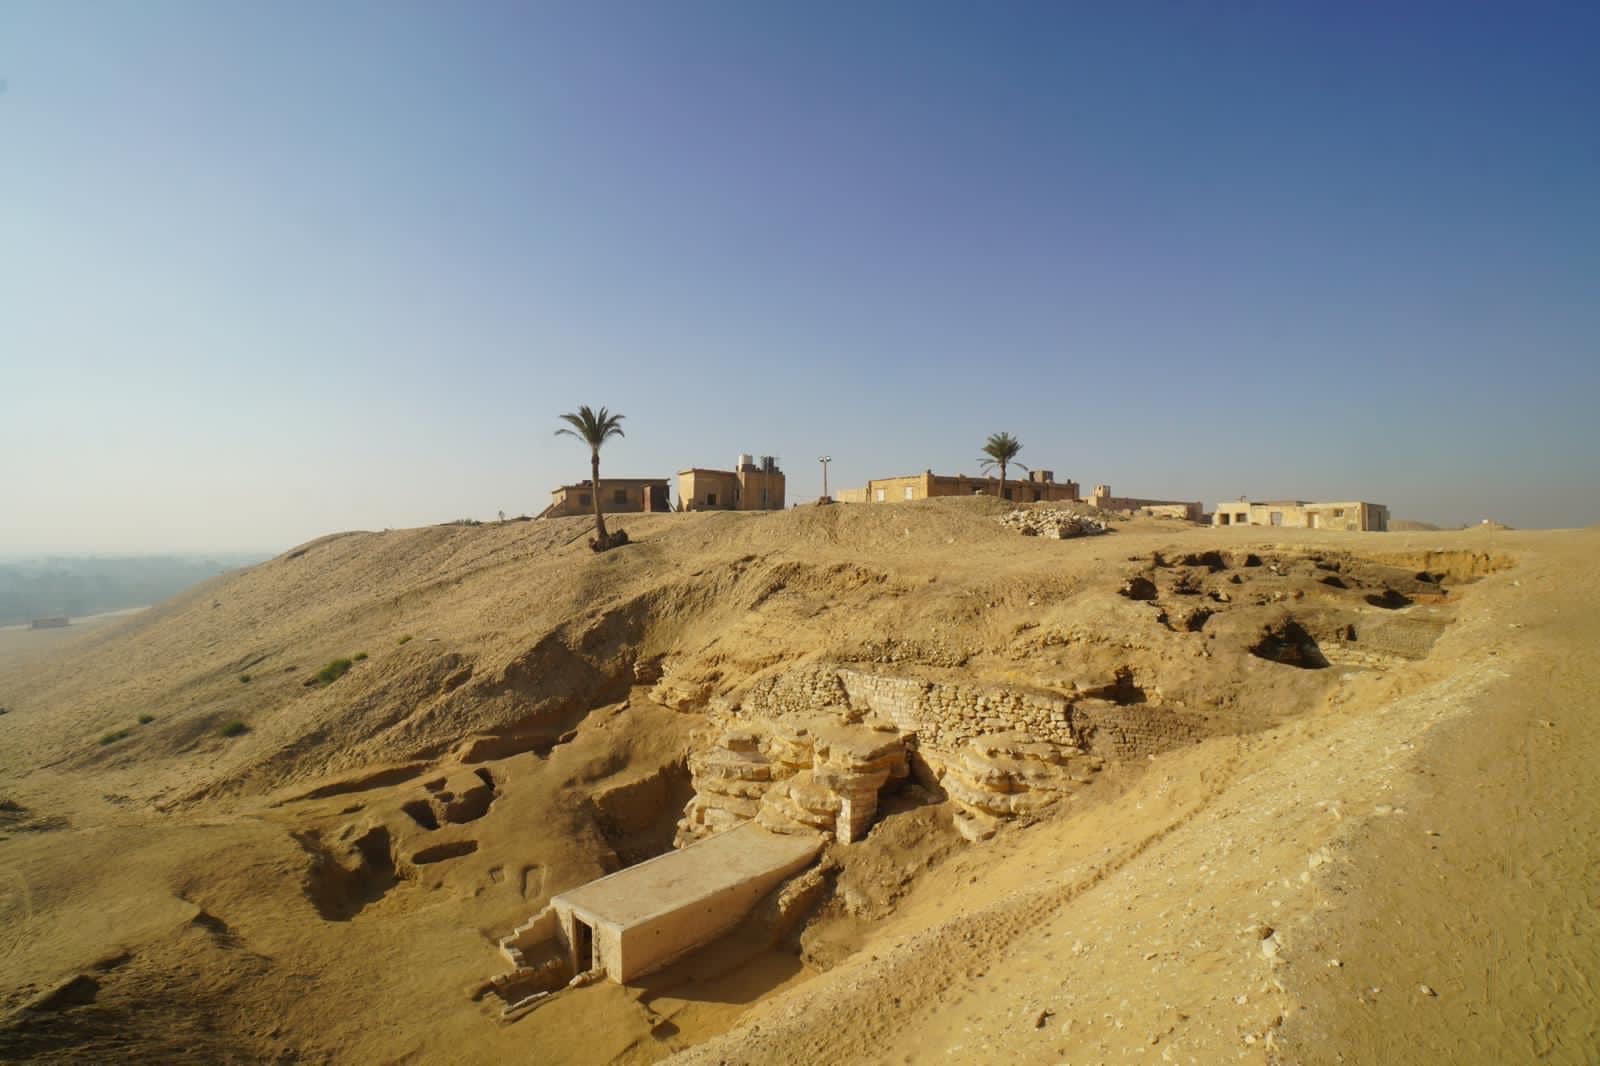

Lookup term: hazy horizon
[4,2,1597,553]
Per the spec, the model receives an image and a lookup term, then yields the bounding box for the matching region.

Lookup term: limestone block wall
[1069,700,1208,761]
[677,719,908,846]
[739,665,1214,764]
[735,666,1213,766]
[740,666,854,719]
[707,663,1218,844]
[837,669,1079,751]
[677,728,787,845]
[942,732,1105,841]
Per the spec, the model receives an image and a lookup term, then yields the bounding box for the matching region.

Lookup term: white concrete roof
[554,822,822,929]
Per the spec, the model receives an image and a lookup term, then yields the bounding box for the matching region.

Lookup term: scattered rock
[1120,576,1159,601]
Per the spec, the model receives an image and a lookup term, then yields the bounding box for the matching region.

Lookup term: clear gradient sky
[3,2,1597,553]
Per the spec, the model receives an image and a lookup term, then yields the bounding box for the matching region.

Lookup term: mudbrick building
[678,455,786,512]
[846,468,1081,504]
[1214,499,1390,531]
[541,478,671,518]
[1089,485,1204,522]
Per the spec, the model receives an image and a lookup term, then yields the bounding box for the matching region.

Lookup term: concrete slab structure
[550,822,822,982]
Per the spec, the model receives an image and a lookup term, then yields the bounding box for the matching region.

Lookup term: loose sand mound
[0,505,1593,1063]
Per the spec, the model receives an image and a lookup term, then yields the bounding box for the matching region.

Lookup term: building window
[706,493,718,507]
[578,493,591,507]
[1333,508,1345,518]
[875,488,886,502]
[903,486,914,500]
[1269,511,1284,526]
[1219,513,1231,525]
[613,488,628,505]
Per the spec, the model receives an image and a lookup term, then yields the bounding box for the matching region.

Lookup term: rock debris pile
[676,716,908,846]
[941,731,1103,842]
[997,508,1108,539]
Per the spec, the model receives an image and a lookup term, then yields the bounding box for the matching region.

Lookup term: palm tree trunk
[590,451,609,543]
[999,460,1007,501]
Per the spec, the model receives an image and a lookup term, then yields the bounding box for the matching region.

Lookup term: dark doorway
[574,918,595,973]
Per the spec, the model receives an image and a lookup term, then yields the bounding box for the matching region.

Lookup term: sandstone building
[848,468,1081,504]
[1089,485,1204,522]
[678,455,786,512]
[542,478,670,518]
[1214,499,1390,531]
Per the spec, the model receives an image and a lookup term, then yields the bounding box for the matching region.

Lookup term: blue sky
[2,2,1597,551]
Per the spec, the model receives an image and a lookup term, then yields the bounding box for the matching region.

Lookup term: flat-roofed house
[859,468,1081,504]
[1213,499,1389,531]
[543,478,670,518]
[678,454,786,512]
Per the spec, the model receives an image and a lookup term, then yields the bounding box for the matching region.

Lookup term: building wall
[862,470,1080,504]
[736,468,786,510]
[737,663,1212,761]
[1089,486,1204,522]
[553,904,626,980]
[678,470,741,511]
[550,825,822,983]
[548,480,668,517]
[679,467,787,511]
[864,473,933,503]
[1212,500,1389,532]
[613,845,817,981]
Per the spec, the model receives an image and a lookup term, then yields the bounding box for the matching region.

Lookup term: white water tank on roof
[737,453,754,469]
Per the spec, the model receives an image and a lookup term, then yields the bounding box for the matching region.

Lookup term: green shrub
[309,658,353,686]
[353,651,368,662]
[397,635,413,645]
[239,673,251,684]
[137,714,155,725]
[100,730,129,745]
[219,720,249,737]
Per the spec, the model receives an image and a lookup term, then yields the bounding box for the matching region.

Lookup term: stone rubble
[996,508,1108,539]
[939,731,1103,842]
[675,714,908,847]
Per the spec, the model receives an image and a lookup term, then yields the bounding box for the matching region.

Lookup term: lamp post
[818,456,832,503]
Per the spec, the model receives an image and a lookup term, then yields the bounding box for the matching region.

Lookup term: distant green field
[0,608,149,671]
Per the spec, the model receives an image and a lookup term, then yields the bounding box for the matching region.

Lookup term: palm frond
[555,406,626,447]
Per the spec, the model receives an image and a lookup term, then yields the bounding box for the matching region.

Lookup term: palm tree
[555,406,627,549]
[978,432,1028,501]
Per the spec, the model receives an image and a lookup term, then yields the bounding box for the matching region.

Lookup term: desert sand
[0,499,1594,1063]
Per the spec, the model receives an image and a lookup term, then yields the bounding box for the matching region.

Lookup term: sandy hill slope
[0,503,1593,1063]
